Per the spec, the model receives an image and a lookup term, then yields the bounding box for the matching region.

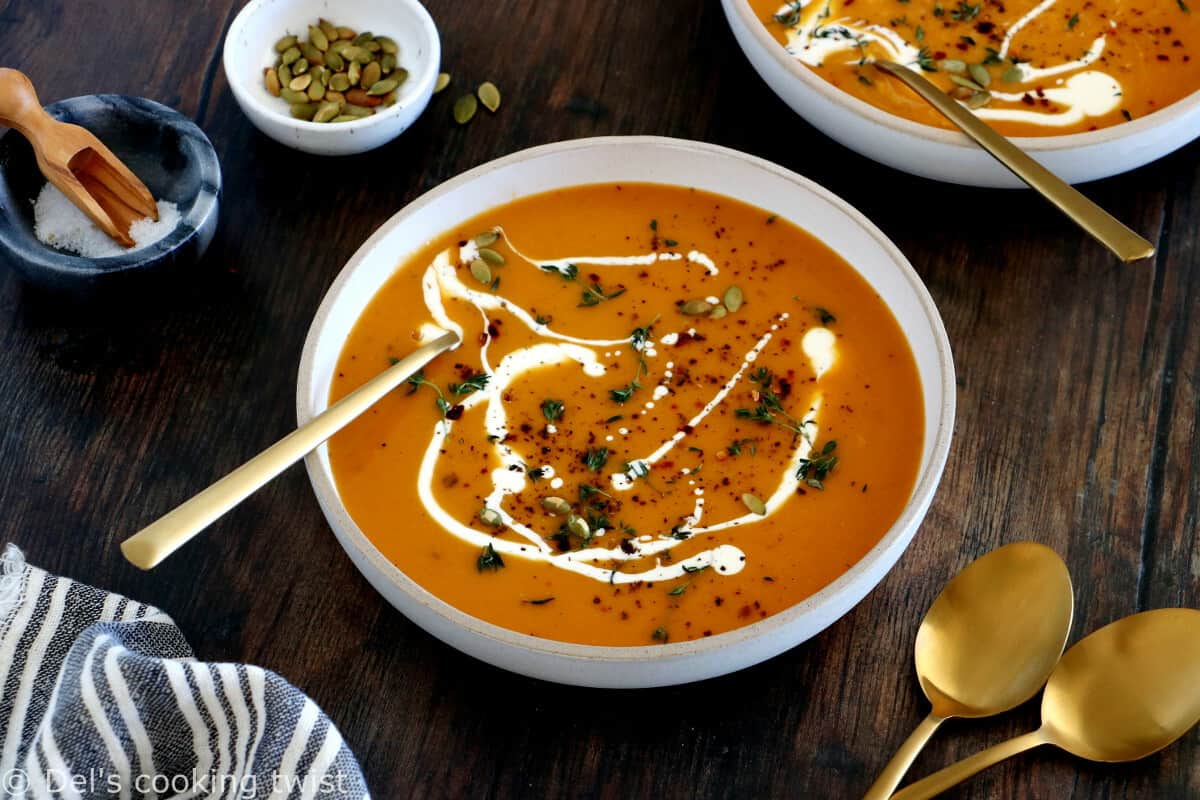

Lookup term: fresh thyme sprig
[611,317,659,404]
[797,440,839,489]
[734,367,812,438]
[408,369,489,418]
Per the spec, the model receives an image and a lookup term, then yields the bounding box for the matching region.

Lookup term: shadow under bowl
[0,94,221,293]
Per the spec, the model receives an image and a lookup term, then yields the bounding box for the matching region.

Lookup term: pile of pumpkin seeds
[264,18,407,123]
[678,285,745,320]
[938,58,1023,109]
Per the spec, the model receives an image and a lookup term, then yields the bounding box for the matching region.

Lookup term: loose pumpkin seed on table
[435,72,451,93]
[453,93,478,124]
[262,17,407,122]
[477,81,501,112]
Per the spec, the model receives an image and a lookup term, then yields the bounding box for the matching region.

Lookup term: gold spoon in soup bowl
[873,61,1155,264]
[862,542,1073,800]
[891,607,1200,799]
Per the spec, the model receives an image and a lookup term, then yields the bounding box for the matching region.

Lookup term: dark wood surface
[2,0,1198,796]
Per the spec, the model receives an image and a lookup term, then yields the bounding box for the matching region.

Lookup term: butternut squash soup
[327,184,923,647]
[749,0,1200,136]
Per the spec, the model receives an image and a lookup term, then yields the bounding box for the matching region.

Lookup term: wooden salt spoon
[0,68,157,246]
[862,542,1073,800]
[121,330,460,569]
[891,608,1200,799]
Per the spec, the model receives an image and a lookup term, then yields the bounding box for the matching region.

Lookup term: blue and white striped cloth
[0,545,369,799]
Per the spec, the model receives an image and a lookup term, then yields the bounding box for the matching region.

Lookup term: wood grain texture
[1,0,1198,796]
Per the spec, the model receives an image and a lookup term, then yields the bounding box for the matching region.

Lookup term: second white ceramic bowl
[721,0,1200,187]
[297,136,956,687]
[224,0,439,156]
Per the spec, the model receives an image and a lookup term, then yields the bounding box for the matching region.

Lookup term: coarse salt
[33,182,181,258]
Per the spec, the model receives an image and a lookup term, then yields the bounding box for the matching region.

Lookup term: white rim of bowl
[727,0,1200,153]
[223,0,440,133]
[297,135,956,664]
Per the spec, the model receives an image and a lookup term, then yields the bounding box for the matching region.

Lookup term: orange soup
[749,0,1200,136]
[328,184,923,646]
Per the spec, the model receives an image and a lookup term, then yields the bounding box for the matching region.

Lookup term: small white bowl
[721,0,1200,188]
[223,0,439,156]
[297,136,956,687]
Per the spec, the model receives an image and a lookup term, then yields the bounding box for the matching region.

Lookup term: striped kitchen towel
[0,545,369,799]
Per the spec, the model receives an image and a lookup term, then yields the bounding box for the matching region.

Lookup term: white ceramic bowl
[297,136,956,687]
[223,0,439,156]
[721,0,1200,188]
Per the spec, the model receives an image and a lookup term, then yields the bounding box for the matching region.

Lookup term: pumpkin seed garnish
[968,63,991,87]
[435,72,451,93]
[474,231,499,247]
[477,81,501,112]
[469,259,492,285]
[478,507,503,527]
[566,515,591,539]
[939,58,967,73]
[453,93,478,124]
[966,90,992,109]
[949,74,984,92]
[542,496,572,516]
[1002,65,1024,83]
[741,493,767,515]
[679,299,715,316]
[723,285,744,312]
[709,305,728,320]
[477,247,505,266]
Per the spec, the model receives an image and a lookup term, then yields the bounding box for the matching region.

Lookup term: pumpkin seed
[353,48,375,64]
[336,26,356,40]
[435,72,451,93]
[289,74,312,91]
[280,46,301,65]
[474,231,499,247]
[478,247,505,266]
[300,41,323,65]
[345,88,381,107]
[940,59,967,74]
[325,89,346,104]
[342,103,374,118]
[330,114,359,123]
[318,18,338,41]
[966,91,992,109]
[723,285,744,312]
[679,299,714,316]
[542,496,572,516]
[324,50,345,72]
[289,102,319,120]
[389,68,409,86]
[478,507,503,527]
[477,81,501,112]
[364,40,382,53]
[313,101,341,123]
[292,57,309,74]
[968,63,991,88]
[277,64,292,85]
[280,88,308,104]
[453,93,478,124]
[307,79,326,101]
[361,61,382,89]
[347,60,361,86]
[709,305,728,320]
[264,68,281,96]
[308,24,329,51]
[949,74,983,92]
[741,493,767,515]
[353,31,374,45]
[377,35,399,54]
[329,39,351,54]
[329,73,351,92]
[1002,65,1024,83]
[274,35,298,53]
[470,259,492,285]
[381,53,397,74]
[382,92,398,107]
[366,78,398,96]
[567,515,591,539]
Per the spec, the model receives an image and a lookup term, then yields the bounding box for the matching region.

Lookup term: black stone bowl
[0,95,221,293]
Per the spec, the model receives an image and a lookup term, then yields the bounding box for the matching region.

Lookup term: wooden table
[2,1,1197,796]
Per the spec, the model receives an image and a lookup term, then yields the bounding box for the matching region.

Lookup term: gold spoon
[874,61,1155,263]
[862,542,1073,799]
[891,607,1200,799]
[120,330,460,569]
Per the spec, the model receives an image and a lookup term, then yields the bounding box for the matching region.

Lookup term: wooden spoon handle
[889,730,1047,799]
[0,68,55,140]
[861,713,944,800]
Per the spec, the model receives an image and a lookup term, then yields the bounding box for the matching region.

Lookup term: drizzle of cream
[976,71,1122,126]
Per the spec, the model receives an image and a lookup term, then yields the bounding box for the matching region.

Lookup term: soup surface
[749,0,1200,136]
[328,184,923,646]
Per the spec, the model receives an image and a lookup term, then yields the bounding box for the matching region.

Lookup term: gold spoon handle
[120,330,460,570]
[874,61,1155,263]
[861,713,944,800]
[889,730,1047,799]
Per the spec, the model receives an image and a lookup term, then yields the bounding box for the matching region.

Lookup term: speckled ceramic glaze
[0,95,221,292]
